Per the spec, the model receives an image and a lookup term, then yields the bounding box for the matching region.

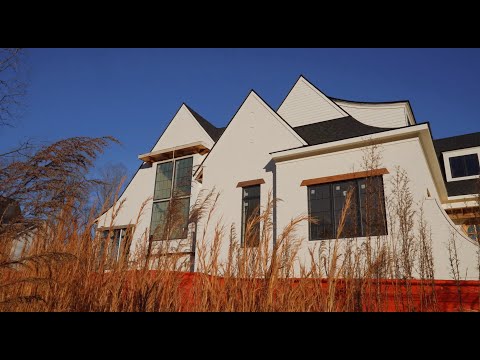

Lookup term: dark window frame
[150,156,193,241]
[448,153,480,179]
[307,176,388,241]
[99,226,134,266]
[241,184,261,247]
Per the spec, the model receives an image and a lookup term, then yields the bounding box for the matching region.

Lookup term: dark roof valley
[185,104,225,142]
[292,116,395,146]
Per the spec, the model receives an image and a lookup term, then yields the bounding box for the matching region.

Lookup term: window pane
[243,185,260,199]
[150,201,169,239]
[150,199,190,240]
[464,154,480,176]
[449,154,479,178]
[449,156,465,178]
[154,162,173,200]
[359,177,387,237]
[333,180,360,238]
[309,184,334,240]
[108,229,122,263]
[98,228,124,266]
[242,185,260,246]
[173,157,193,197]
[170,197,191,239]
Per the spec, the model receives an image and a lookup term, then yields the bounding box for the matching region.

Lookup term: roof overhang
[138,141,210,163]
[270,123,449,203]
[444,194,479,206]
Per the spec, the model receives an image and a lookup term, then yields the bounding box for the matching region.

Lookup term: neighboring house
[96,75,480,280]
[0,197,36,260]
[0,197,22,225]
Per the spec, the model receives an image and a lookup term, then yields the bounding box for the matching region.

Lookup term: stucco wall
[195,92,305,265]
[274,138,479,280]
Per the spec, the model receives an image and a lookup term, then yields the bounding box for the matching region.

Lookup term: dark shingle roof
[433,132,480,154]
[292,116,395,146]
[185,104,225,142]
[433,132,480,197]
[445,179,479,197]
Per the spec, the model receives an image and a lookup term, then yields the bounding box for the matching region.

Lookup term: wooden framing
[97,224,135,231]
[236,178,265,188]
[138,141,210,163]
[446,206,480,222]
[300,168,389,187]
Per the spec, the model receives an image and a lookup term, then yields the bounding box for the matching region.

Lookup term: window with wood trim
[241,185,261,247]
[150,156,193,240]
[308,176,387,240]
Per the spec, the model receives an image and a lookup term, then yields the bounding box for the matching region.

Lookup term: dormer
[434,132,480,199]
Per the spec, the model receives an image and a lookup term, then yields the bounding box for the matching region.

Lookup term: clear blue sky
[1,48,479,180]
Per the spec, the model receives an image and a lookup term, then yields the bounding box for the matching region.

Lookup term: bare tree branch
[0,48,27,127]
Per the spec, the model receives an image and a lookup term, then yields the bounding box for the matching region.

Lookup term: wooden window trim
[300,168,389,187]
[236,178,265,188]
[97,224,134,231]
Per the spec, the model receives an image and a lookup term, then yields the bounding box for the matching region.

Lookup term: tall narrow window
[241,185,260,247]
[449,154,480,178]
[174,158,193,196]
[309,184,334,240]
[150,157,193,240]
[308,176,387,240]
[154,162,173,200]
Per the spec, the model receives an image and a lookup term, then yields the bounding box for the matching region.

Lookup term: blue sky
[1,48,479,180]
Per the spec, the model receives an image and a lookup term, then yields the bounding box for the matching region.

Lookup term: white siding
[152,105,215,151]
[278,77,347,127]
[334,101,409,128]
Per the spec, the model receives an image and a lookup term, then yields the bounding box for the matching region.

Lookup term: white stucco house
[96,75,480,279]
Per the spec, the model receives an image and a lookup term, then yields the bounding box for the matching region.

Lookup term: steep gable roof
[433,132,480,154]
[193,90,307,177]
[292,116,394,146]
[277,75,349,127]
[184,104,225,142]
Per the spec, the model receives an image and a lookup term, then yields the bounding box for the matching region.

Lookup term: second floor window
[150,157,193,240]
[308,176,387,241]
[449,154,479,178]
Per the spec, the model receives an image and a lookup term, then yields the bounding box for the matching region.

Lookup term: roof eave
[270,123,449,203]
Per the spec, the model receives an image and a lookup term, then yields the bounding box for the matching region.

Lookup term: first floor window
[99,227,132,265]
[464,223,480,242]
[150,197,190,240]
[150,156,193,240]
[308,176,387,240]
[241,185,261,247]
